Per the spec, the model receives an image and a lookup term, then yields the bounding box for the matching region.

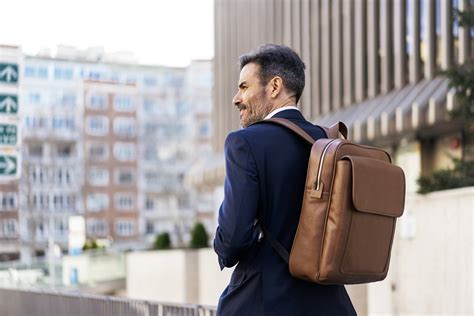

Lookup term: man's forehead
[239,63,260,84]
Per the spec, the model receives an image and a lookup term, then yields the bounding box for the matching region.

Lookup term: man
[213,44,356,315]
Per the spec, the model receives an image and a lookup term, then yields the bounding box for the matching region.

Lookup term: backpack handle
[322,121,348,139]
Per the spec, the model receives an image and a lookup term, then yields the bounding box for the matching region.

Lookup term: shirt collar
[264,105,300,120]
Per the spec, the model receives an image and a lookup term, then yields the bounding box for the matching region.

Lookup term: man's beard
[238,95,272,128]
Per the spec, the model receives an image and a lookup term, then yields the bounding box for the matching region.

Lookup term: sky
[1,0,214,67]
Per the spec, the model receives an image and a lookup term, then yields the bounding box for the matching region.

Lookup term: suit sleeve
[214,132,260,269]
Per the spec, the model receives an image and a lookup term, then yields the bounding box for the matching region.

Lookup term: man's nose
[232,91,241,106]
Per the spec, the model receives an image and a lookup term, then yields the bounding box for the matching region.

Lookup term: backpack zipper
[311,139,337,199]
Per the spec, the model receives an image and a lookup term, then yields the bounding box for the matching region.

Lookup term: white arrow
[0,97,18,112]
[0,66,18,82]
[0,157,16,175]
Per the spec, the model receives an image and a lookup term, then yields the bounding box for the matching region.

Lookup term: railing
[0,287,217,316]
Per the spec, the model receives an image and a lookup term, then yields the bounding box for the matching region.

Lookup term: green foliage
[418,7,474,193]
[189,222,209,249]
[417,159,474,194]
[454,7,474,27]
[153,232,171,250]
[82,239,99,251]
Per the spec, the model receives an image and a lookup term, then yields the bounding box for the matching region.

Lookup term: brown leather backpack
[256,118,405,284]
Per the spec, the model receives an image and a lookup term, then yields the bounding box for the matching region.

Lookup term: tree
[189,222,209,249]
[417,5,474,193]
[153,232,171,250]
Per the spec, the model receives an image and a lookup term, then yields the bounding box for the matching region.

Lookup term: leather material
[262,119,407,285]
[345,155,405,218]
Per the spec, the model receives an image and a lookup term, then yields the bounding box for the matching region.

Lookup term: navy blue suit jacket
[214,109,356,316]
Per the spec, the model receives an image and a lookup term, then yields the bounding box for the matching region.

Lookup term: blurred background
[0,0,473,315]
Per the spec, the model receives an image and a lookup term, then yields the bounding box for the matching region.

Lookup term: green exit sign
[0,63,18,84]
[0,95,18,114]
[0,124,17,145]
[0,155,17,176]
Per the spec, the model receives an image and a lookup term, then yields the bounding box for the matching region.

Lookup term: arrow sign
[0,155,17,175]
[0,124,17,145]
[0,63,18,84]
[0,95,18,114]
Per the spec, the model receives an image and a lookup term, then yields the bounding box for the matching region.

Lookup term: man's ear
[269,76,284,99]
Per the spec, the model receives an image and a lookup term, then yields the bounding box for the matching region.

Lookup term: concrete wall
[367,187,473,316]
[126,249,232,305]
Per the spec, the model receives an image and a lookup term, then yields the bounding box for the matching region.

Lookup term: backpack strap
[259,118,348,140]
[250,118,348,265]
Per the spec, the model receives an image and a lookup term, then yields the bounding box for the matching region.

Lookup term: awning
[314,76,454,143]
[185,153,225,190]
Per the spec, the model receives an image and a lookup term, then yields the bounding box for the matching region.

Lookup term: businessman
[213,44,356,315]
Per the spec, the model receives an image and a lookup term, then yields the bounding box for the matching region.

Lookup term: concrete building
[82,81,140,245]
[20,54,83,258]
[8,46,203,258]
[211,0,471,193]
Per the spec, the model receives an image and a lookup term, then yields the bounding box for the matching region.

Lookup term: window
[146,222,154,234]
[114,95,135,112]
[144,146,158,161]
[31,192,50,210]
[87,167,109,186]
[52,117,75,133]
[113,117,137,138]
[57,144,73,158]
[115,169,135,186]
[25,116,48,130]
[30,166,48,184]
[86,193,109,212]
[1,219,18,237]
[145,172,161,186]
[115,193,135,210]
[35,221,47,240]
[29,144,43,158]
[54,167,73,185]
[87,93,107,110]
[54,217,68,237]
[54,67,73,80]
[87,142,109,161]
[115,220,135,236]
[145,197,154,210]
[87,219,109,236]
[24,65,48,79]
[86,116,109,136]
[52,194,64,210]
[0,192,18,211]
[113,142,136,161]
[27,92,41,104]
[144,76,158,87]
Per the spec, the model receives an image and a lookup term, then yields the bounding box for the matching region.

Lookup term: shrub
[82,239,99,251]
[189,222,209,249]
[417,159,474,194]
[153,232,171,250]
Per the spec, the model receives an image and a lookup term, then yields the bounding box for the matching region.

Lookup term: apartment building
[10,46,203,257]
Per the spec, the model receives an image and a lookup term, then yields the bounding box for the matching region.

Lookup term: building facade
[4,46,206,259]
[213,0,472,193]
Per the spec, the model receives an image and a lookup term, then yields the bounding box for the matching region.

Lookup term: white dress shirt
[264,105,300,119]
